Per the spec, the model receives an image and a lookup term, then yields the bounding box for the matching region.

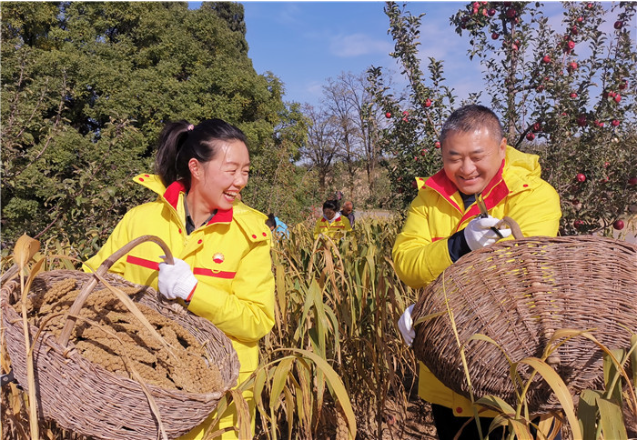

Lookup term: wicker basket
[1,236,240,440]
[412,218,637,416]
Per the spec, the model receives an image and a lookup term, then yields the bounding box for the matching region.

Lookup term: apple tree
[370,1,636,236]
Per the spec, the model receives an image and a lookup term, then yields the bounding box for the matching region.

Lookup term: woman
[313,199,352,240]
[83,119,275,439]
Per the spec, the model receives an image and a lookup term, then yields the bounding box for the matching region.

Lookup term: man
[392,104,561,439]
[340,201,355,229]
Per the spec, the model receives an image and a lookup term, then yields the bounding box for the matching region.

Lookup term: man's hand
[397,304,416,347]
[464,215,512,251]
[158,258,198,301]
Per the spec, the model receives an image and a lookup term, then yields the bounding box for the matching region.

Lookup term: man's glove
[158,258,198,301]
[463,215,512,251]
[397,304,415,347]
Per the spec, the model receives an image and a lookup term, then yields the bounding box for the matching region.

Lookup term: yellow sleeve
[313,220,321,239]
[505,180,561,238]
[82,211,133,275]
[342,217,353,233]
[392,198,454,289]
[187,239,275,343]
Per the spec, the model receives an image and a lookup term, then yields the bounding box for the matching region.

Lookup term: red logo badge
[213,253,225,264]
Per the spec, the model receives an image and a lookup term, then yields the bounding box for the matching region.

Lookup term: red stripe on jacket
[126,256,236,279]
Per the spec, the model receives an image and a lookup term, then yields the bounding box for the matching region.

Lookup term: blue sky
[190,2,634,109]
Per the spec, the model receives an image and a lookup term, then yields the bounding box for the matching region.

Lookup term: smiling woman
[83,118,275,440]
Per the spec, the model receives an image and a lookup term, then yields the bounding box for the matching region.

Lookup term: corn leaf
[519,357,582,439]
[270,356,295,411]
[282,348,357,439]
[597,395,628,440]
[229,389,252,440]
[578,389,602,440]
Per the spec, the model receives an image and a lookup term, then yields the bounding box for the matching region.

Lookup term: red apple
[571,25,579,35]
[397,187,404,194]
[577,16,584,23]
[532,122,541,132]
[542,55,551,64]
[629,177,637,185]
[576,173,586,182]
[411,180,418,189]
[619,80,627,90]
[612,119,620,127]
[570,92,578,98]
[435,141,441,149]
[613,220,625,230]
[385,112,392,118]
[566,40,576,50]
[403,110,409,116]
[608,91,616,98]
[526,132,535,141]
[421,149,427,156]
[586,3,593,9]
[506,8,516,19]
[413,156,418,161]
[574,220,585,228]
[424,98,432,108]
[614,21,623,29]
[568,61,578,71]
[488,8,496,16]
[491,32,499,40]
[614,94,622,103]
[577,115,587,127]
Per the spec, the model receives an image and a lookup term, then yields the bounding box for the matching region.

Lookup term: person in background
[392,104,561,440]
[313,199,352,240]
[266,213,289,238]
[83,118,275,440]
[340,200,355,229]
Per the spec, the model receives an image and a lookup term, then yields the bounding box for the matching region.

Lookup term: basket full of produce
[1,235,240,440]
[412,217,637,416]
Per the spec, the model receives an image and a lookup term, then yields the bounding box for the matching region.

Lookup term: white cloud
[329,33,393,58]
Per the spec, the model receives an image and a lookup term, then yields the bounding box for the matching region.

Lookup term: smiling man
[392,104,561,439]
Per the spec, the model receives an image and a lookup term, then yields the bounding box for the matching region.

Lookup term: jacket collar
[134,174,233,225]
[163,180,233,224]
[423,158,509,222]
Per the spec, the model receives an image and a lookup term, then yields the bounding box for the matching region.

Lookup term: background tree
[299,103,340,195]
[1,2,301,253]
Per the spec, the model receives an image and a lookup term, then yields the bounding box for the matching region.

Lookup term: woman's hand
[158,258,198,301]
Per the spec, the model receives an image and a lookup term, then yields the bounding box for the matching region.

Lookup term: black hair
[265,213,276,229]
[439,104,504,146]
[154,118,248,187]
[323,200,339,211]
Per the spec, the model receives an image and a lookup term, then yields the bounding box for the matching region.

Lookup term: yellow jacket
[313,214,352,239]
[84,173,275,379]
[392,146,561,416]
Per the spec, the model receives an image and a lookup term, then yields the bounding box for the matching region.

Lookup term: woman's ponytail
[155,120,192,187]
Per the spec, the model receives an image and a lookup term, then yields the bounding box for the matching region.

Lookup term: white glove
[398,304,416,347]
[463,215,512,251]
[158,258,198,301]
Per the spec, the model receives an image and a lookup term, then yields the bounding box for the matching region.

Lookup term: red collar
[424,160,509,226]
[163,180,233,224]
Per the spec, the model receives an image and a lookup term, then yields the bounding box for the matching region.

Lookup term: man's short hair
[440,104,504,145]
[323,200,339,211]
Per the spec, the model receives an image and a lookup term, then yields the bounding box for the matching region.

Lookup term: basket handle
[57,235,174,347]
[497,216,524,240]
